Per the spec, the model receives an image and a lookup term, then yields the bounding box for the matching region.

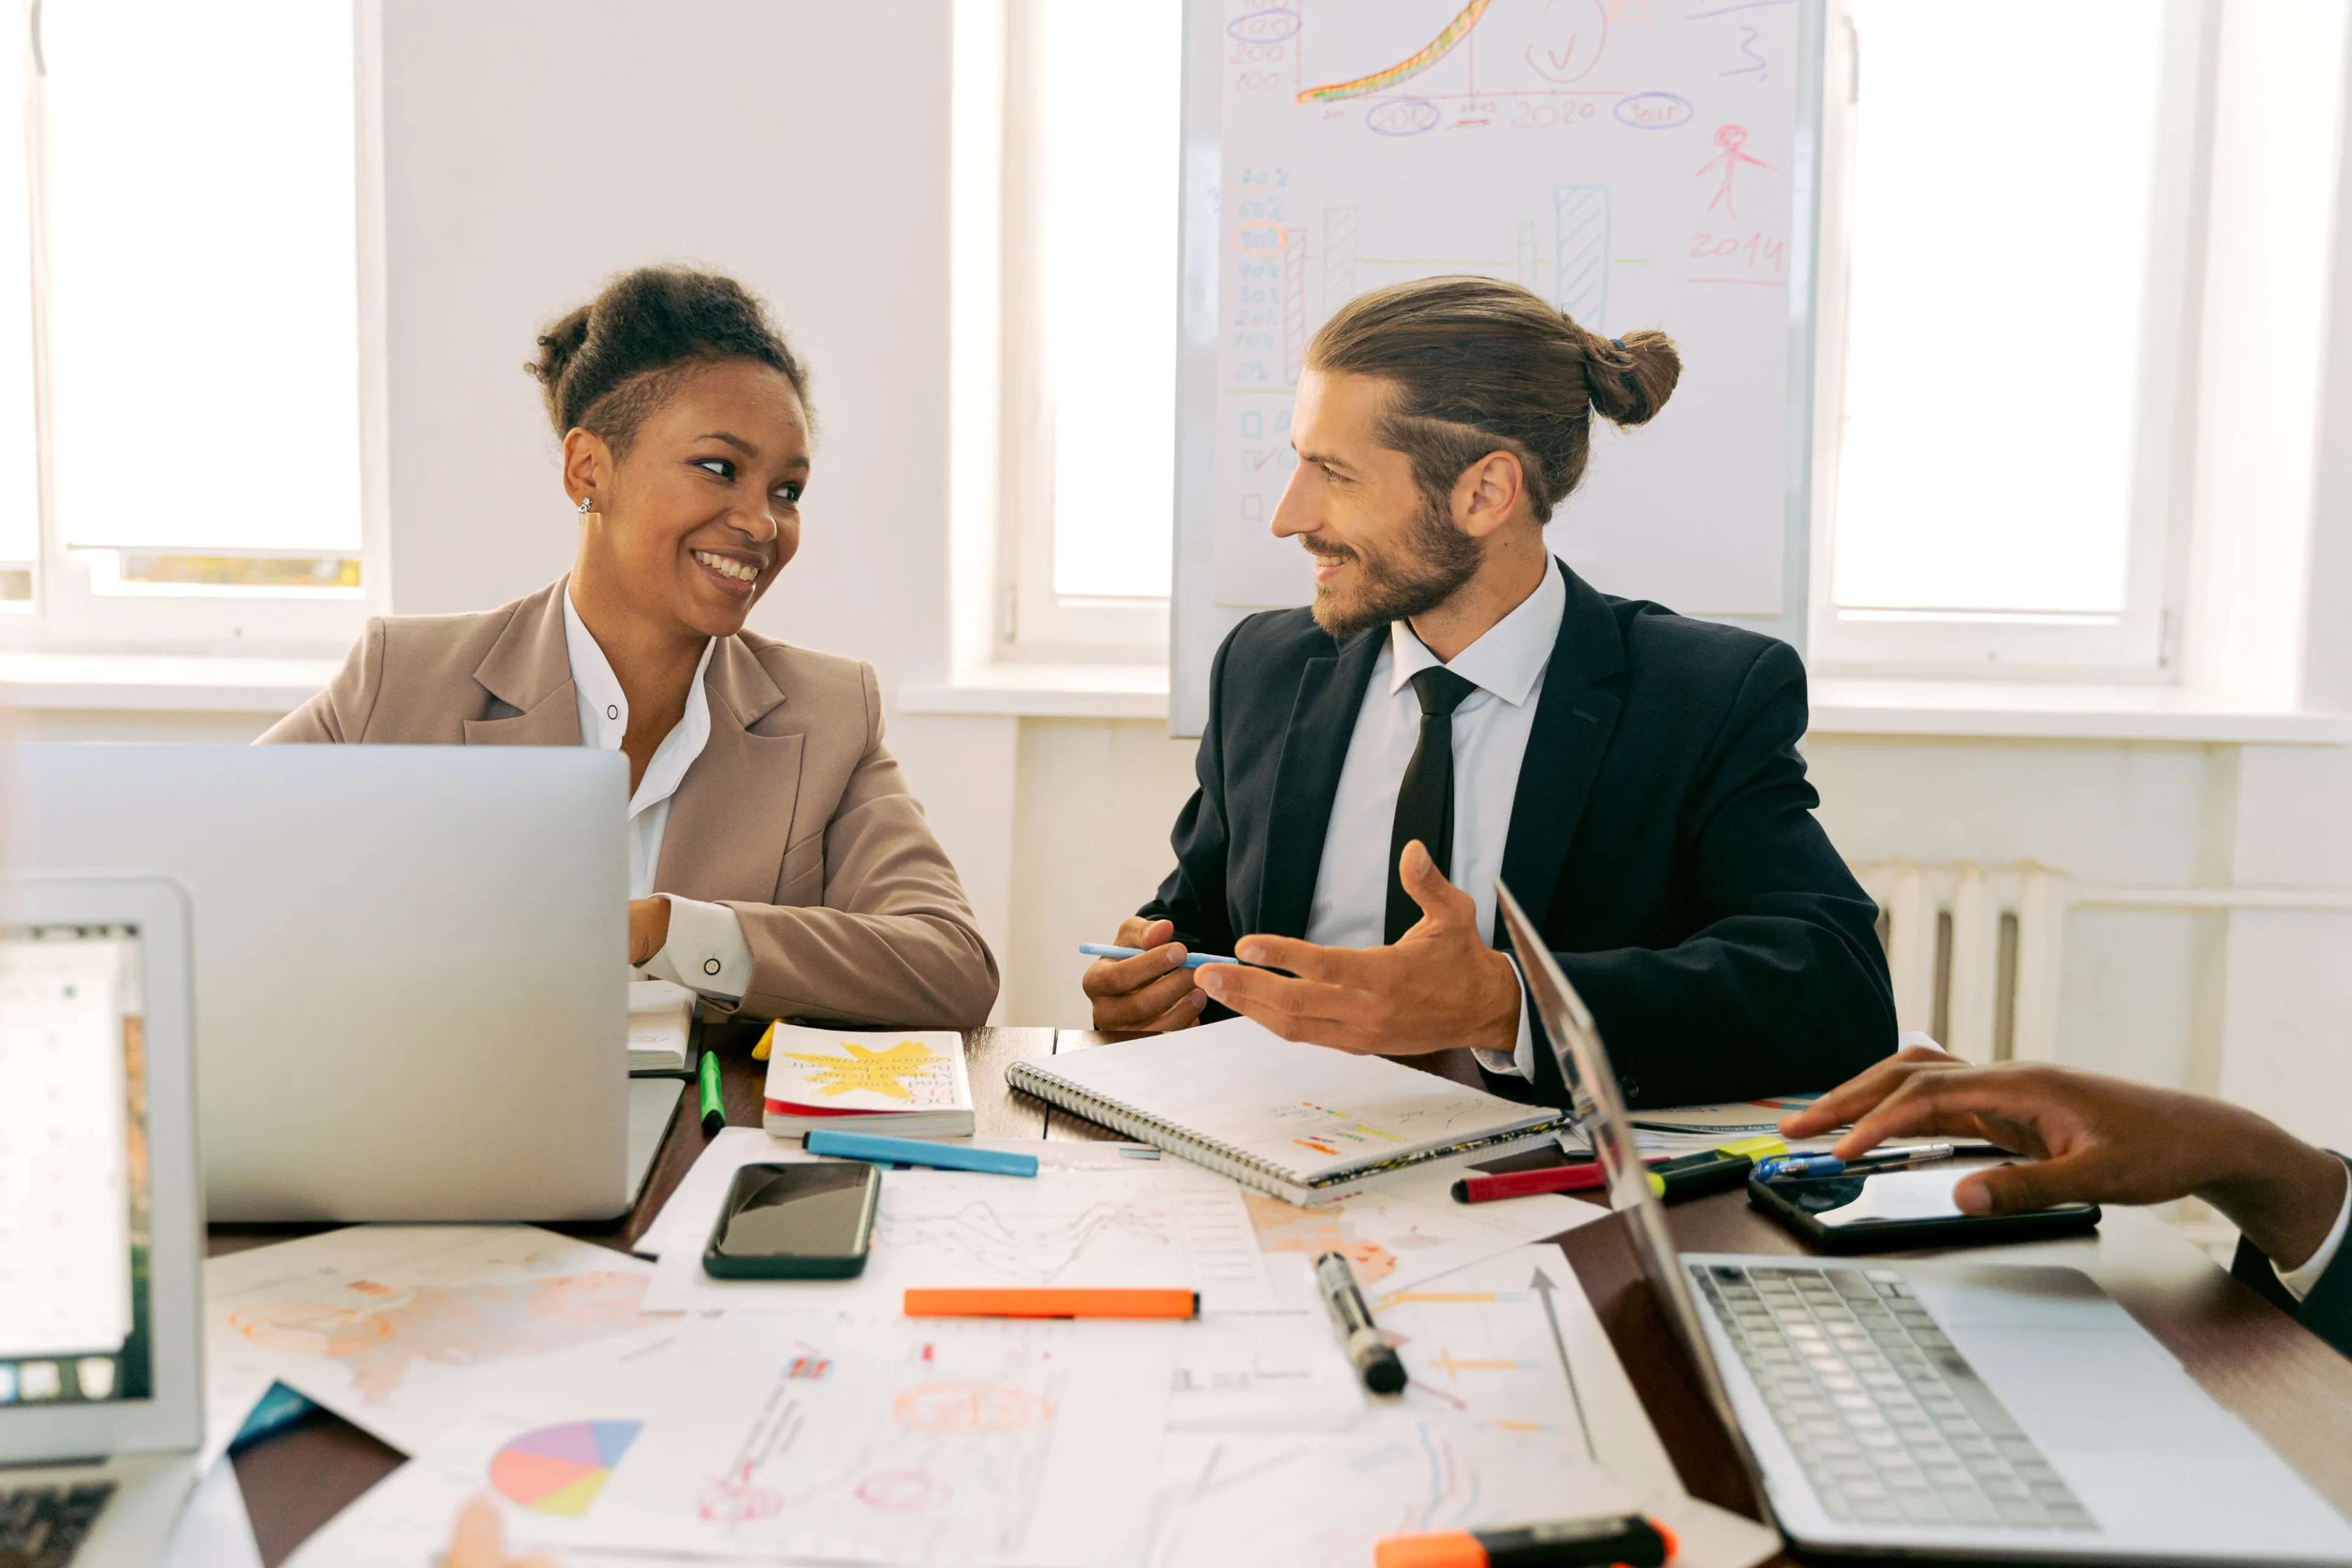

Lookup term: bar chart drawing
[1553,185,1610,329]
[1283,228,1311,385]
[1324,206,1360,316]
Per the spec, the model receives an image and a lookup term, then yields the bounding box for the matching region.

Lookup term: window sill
[1808,678,2352,744]
[0,650,336,714]
[897,663,1170,720]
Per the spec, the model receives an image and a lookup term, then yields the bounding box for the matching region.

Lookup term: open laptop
[10,744,677,1223]
[1,875,205,1565]
[1498,881,2352,1565]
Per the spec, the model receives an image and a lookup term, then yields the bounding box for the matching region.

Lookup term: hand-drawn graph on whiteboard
[1212,0,1802,614]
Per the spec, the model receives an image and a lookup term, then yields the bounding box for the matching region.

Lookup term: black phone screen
[711,1163,881,1259]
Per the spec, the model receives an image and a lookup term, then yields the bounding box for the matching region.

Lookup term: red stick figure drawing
[1697,124,1772,220]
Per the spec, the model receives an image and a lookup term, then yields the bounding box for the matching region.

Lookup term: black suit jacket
[2230,1153,2352,1362]
[1142,559,1897,1107]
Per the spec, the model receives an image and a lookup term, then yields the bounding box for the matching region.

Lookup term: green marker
[698,1048,725,1135]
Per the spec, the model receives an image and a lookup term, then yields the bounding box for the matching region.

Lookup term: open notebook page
[1034,1016,1560,1184]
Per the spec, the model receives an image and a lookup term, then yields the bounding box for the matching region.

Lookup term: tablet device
[1748,1163,2100,1254]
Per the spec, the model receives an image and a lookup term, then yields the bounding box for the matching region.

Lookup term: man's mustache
[1299,537,1357,561]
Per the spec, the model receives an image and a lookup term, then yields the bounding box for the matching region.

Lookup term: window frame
[0,0,388,658]
[985,0,1173,665]
[1805,0,2212,680]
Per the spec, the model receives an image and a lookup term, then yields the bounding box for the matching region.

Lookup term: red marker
[1451,1156,1668,1205]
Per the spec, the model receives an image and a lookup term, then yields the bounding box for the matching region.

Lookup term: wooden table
[210,1024,2352,1566]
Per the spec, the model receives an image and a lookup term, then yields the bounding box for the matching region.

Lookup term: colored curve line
[1297,0,1493,104]
[490,1420,643,1517]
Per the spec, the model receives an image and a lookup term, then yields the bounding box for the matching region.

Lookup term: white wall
[366,0,1017,969]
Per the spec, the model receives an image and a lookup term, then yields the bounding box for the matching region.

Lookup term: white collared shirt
[2277,1162,2352,1302]
[1303,560,1567,1078]
[562,591,755,1001]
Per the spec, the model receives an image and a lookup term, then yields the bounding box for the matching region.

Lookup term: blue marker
[804,1128,1039,1177]
[1757,1143,1957,1182]
[1078,943,1242,968]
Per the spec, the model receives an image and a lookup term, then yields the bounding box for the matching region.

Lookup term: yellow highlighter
[1651,1134,1788,1202]
[752,1020,775,1061]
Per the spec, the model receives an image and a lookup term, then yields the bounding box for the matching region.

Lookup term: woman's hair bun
[522,266,810,452]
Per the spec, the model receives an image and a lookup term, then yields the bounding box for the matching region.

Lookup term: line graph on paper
[864,1169,1275,1308]
[876,1197,1173,1286]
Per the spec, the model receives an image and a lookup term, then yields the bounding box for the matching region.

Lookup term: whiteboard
[1170,0,1823,734]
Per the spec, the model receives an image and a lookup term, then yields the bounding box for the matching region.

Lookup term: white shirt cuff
[2274,1161,2352,1302]
[1472,955,1538,1080]
[638,894,753,1002]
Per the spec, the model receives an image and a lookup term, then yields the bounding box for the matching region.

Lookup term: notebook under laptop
[0,875,206,1566]
[1496,881,2352,1565]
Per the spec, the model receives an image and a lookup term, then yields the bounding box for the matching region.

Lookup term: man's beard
[1305,495,1483,641]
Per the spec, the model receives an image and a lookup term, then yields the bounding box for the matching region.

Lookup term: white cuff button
[704,957,721,975]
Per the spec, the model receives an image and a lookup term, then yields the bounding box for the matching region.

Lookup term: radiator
[1850,861,2352,1065]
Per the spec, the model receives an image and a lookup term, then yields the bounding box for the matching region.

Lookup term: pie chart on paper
[489,1420,643,1517]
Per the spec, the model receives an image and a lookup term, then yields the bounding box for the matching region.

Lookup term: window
[1809,1,2204,674]
[2,0,375,651]
[991,0,1182,658]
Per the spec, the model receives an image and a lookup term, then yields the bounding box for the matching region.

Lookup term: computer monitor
[0,875,202,1466]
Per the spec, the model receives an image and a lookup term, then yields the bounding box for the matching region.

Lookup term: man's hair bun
[1308,275,1679,522]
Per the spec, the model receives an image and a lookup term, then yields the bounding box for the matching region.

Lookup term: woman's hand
[446,1499,557,1568]
[628,897,672,966]
[1779,1046,2349,1269]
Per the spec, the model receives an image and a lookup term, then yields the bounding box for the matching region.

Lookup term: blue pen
[1758,1142,1956,1181]
[805,1128,1039,1177]
[1077,942,1242,968]
[1758,1153,1846,1180]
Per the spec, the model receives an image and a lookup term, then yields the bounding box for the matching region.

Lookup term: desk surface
[210,1025,2352,1567]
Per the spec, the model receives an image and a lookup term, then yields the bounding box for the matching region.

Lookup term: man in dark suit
[1084,275,1895,1107]
[1785,1045,2352,1360]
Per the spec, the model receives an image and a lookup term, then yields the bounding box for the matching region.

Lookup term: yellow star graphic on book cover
[778,1039,943,1101]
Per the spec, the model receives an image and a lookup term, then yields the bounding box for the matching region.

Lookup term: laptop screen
[0,924,154,1411]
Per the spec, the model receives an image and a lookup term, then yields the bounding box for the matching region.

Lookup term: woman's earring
[576,496,594,514]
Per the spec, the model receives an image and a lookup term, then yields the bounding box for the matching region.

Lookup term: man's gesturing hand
[1082,917,1208,1032]
[1194,841,1521,1057]
[1778,1044,2349,1270]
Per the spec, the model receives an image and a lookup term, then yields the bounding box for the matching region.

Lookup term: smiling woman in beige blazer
[262,266,998,1029]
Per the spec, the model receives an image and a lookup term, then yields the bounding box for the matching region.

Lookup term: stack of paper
[758,1025,974,1139]
[626,980,692,1076]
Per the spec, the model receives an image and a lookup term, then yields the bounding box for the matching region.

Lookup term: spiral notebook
[1006,1017,1569,1205]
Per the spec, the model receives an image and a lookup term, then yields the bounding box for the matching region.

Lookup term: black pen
[1314,1251,1406,1394]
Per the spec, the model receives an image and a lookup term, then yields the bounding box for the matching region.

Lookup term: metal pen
[1314,1251,1406,1395]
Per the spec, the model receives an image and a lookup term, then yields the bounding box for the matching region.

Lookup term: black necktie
[1385,666,1479,944]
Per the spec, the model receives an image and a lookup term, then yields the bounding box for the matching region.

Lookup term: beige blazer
[260,578,999,1029]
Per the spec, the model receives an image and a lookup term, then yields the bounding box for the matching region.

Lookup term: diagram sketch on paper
[204,1225,655,1455]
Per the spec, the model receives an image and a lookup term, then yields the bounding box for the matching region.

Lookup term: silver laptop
[10,744,674,1223]
[0,875,205,1565]
[1498,882,2352,1565]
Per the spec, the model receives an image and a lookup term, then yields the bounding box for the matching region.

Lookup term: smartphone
[703,1161,883,1278]
[1747,1163,2099,1254]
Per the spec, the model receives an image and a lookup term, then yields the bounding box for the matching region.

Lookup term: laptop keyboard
[0,1483,115,1567]
[1692,1263,2097,1532]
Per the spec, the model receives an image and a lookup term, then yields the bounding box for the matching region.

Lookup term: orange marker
[1373,1514,1675,1568]
[902,1287,1197,1319]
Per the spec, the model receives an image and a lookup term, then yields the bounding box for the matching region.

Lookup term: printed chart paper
[286,1313,1176,1568]
[1245,1163,1608,1302]
[645,1148,1275,1314]
[202,1226,657,1457]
